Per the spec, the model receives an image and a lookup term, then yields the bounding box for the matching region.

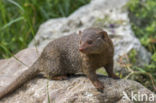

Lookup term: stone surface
[3,77,155,103]
[29,0,151,73]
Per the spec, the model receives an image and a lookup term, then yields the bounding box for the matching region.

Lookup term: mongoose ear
[99,31,108,39]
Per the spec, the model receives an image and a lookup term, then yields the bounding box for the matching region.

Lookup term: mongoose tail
[0,61,40,100]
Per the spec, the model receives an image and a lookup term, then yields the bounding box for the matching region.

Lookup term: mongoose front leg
[84,69,104,92]
[105,61,119,79]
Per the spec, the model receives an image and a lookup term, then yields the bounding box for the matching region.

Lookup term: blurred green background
[127,0,156,92]
[0,0,155,92]
[0,0,90,58]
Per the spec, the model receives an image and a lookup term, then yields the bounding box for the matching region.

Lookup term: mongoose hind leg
[41,49,67,80]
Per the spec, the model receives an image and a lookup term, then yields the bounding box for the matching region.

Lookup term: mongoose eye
[87,40,93,44]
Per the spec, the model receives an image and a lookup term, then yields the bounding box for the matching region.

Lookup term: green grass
[0,0,90,59]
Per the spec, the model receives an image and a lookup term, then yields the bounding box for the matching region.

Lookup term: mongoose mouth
[79,48,85,52]
[79,48,90,54]
[79,48,87,53]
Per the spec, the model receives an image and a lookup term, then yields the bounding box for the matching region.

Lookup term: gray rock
[0,48,155,103]
[28,0,151,73]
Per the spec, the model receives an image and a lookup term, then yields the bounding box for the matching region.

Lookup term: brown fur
[0,27,119,99]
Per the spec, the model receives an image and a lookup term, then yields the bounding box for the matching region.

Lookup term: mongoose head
[79,27,110,54]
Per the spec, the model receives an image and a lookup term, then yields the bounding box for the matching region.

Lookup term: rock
[28,0,151,73]
[0,48,155,103]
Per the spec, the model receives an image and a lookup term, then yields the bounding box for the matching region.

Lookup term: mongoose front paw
[93,81,104,93]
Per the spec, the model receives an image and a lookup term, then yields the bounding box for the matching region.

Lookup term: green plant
[126,0,156,92]
[128,49,137,64]
[127,0,156,53]
[0,0,90,59]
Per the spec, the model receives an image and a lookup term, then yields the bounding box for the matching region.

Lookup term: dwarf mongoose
[0,27,119,99]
